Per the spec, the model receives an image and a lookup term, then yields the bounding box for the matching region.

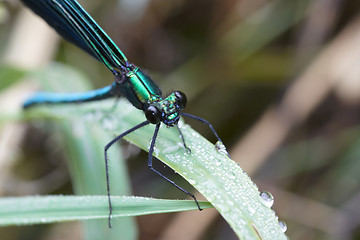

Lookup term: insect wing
[21,0,128,71]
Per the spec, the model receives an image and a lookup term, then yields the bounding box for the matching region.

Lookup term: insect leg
[148,123,202,211]
[104,120,150,228]
[176,125,191,154]
[180,112,229,157]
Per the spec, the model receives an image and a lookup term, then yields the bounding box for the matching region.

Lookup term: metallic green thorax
[113,66,180,126]
[114,67,162,109]
[21,0,183,128]
[21,0,225,223]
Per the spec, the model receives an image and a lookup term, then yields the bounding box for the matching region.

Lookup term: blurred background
[1,0,360,239]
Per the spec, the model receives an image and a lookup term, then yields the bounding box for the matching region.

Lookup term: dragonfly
[21,0,228,227]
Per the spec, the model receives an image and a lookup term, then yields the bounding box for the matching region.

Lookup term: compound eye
[145,105,161,124]
[174,91,187,110]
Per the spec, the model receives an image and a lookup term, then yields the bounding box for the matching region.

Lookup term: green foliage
[0,196,212,226]
[13,64,286,239]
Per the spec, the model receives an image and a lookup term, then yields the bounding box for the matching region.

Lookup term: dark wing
[21,0,128,72]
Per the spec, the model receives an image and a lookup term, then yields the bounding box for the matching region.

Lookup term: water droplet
[248,206,256,215]
[147,138,155,151]
[215,141,228,156]
[278,220,287,233]
[178,120,185,128]
[227,200,234,206]
[228,171,236,180]
[260,191,274,208]
[153,147,160,157]
[187,161,194,171]
[215,158,222,166]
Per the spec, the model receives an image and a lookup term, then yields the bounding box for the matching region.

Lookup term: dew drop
[147,140,152,151]
[278,220,287,233]
[187,163,194,172]
[227,200,234,207]
[215,141,228,156]
[147,139,157,153]
[151,147,160,156]
[228,171,236,180]
[260,191,274,208]
[215,158,222,166]
[248,206,256,215]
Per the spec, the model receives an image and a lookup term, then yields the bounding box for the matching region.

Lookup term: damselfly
[21,0,228,227]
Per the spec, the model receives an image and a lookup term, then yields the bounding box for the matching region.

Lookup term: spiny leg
[180,112,230,157]
[148,123,202,211]
[104,120,150,228]
[176,125,191,154]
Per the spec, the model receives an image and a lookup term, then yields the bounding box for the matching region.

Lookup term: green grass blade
[0,196,212,226]
[22,64,137,239]
[25,90,287,238]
